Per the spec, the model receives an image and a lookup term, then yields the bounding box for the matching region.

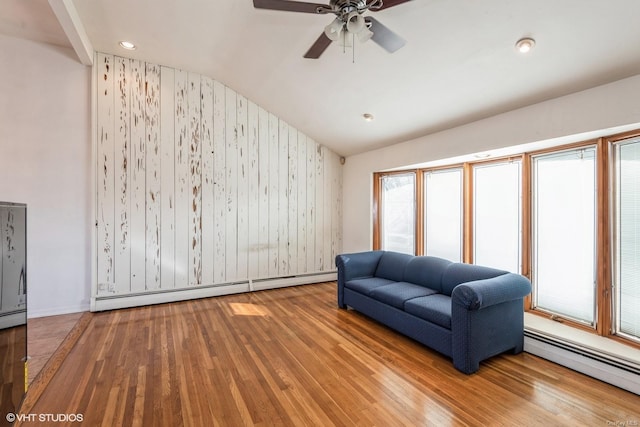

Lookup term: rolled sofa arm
[451,273,531,310]
[335,251,385,283]
[335,251,385,309]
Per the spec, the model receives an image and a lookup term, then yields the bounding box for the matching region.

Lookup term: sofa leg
[453,357,479,375]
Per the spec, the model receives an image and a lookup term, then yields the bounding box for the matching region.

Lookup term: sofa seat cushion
[345,277,396,295]
[369,282,438,309]
[404,294,452,329]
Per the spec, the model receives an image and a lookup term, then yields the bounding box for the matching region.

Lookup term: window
[380,173,415,255]
[614,138,640,341]
[424,168,463,262]
[473,160,521,272]
[372,131,640,348]
[532,148,596,325]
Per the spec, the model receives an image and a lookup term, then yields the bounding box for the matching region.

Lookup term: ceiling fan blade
[370,0,412,11]
[303,33,333,58]
[253,0,331,14]
[367,17,406,53]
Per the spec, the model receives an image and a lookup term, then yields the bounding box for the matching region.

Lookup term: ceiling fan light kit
[324,18,343,41]
[253,0,411,58]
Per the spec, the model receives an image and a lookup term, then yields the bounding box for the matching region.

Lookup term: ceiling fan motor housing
[324,0,372,17]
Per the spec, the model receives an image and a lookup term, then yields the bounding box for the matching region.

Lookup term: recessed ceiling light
[119,41,137,50]
[473,153,491,159]
[515,37,535,53]
[363,113,374,122]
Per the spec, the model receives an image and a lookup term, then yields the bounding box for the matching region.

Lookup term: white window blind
[381,173,415,255]
[424,168,463,262]
[473,161,522,273]
[615,139,640,340]
[532,148,596,324]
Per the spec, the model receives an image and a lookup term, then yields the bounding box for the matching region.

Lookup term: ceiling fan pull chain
[353,33,356,63]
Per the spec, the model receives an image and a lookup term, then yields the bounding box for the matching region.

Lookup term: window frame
[373,170,419,254]
[371,132,640,349]
[471,158,523,273]
[422,166,465,262]
[529,143,599,328]
[607,130,640,345]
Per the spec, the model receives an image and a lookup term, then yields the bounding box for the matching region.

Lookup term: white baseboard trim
[91,282,250,312]
[525,332,640,395]
[27,304,90,319]
[91,272,337,312]
[251,272,337,291]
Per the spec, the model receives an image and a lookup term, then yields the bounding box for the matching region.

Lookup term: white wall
[342,74,640,253]
[0,34,92,317]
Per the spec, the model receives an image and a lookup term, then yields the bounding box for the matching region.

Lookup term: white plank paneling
[201,76,215,285]
[323,147,333,271]
[212,81,226,283]
[268,113,279,277]
[278,119,289,276]
[306,138,316,272]
[174,70,190,289]
[188,73,202,286]
[297,131,307,273]
[96,53,115,293]
[247,101,260,279]
[94,54,342,306]
[332,152,343,261]
[145,63,161,289]
[225,87,238,281]
[288,125,298,275]
[315,142,324,271]
[130,58,146,292]
[236,95,249,280]
[114,56,131,293]
[160,66,175,289]
[257,106,270,278]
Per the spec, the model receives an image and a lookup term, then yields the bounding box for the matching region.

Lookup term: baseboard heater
[91,272,337,312]
[524,329,640,395]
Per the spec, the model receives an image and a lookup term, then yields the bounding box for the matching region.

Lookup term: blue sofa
[336,251,532,374]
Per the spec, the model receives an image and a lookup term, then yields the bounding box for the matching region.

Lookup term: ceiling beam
[48,0,93,66]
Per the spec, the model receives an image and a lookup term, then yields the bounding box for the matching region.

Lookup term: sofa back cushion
[403,256,452,292]
[441,263,508,296]
[375,251,413,282]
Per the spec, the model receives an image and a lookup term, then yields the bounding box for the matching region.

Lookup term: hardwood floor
[20,282,639,426]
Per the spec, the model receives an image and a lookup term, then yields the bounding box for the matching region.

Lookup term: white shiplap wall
[93,53,342,309]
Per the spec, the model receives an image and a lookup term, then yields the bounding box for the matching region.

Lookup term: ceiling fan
[253,0,412,58]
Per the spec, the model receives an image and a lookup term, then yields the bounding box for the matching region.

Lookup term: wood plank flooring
[21,282,640,426]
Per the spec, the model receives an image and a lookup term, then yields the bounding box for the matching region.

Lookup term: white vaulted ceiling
[2,0,640,156]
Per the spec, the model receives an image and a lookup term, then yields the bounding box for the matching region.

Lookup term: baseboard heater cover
[91,272,337,312]
[524,329,640,395]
